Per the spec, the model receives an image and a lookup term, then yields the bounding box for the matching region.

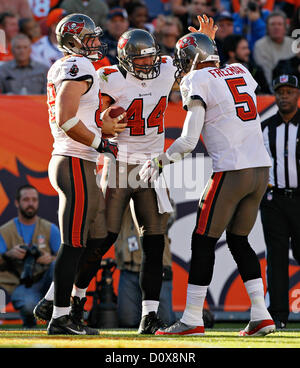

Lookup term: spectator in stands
[101,7,129,65]
[29,0,63,23]
[114,200,176,328]
[170,0,217,31]
[143,0,172,20]
[60,0,109,28]
[272,53,300,83]
[233,0,269,52]
[157,16,183,57]
[0,185,60,328]
[0,0,32,20]
[31,8,66,69]
[125,1,155,34]
[253,10,295,91]
[0,34,48,94]
[189,0,219,33]
[280,0,299,21]
[0,12,20,63]
[214,10,234,65]
[222,34,271,94]
[19,17,42,43]
[231,0,275,13]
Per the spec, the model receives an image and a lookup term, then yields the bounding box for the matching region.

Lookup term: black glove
[96,138,118,159]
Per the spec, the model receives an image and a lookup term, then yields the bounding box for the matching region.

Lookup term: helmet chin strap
[87,52,100,60]
[190,53,200,72]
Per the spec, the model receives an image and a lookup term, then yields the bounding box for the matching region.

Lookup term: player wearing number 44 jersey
[140,33,276,337]
[96,28,176,335]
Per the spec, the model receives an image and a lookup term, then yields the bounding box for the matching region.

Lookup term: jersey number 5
[225,77,257,122]
[126,96,167,136]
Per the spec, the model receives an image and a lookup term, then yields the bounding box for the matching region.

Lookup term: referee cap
[272,74,300,91]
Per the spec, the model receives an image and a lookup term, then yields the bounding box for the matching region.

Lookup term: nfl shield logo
[279,75,288,83]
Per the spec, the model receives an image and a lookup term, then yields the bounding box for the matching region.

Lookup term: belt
[272,187,300,198]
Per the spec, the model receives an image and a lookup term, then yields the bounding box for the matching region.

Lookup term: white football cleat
[155,320,205,336]
[239,319,276,337]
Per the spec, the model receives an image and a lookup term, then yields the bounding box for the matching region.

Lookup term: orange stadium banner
[0,95,299,316]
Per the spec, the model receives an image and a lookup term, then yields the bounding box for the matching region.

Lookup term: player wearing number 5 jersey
[140,33,275,337]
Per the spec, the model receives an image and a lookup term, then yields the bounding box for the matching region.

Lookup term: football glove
[139,157,163,183]
[96,138,118,159]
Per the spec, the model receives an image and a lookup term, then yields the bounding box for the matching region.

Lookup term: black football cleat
[33,298,53,322]
[70,296,87,325]
[137,311,167,334]
[47,314,100,335]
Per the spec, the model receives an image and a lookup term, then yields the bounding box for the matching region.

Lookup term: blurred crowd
[0,0,300,95]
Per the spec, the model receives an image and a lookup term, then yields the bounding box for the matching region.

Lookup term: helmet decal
[178,36,197,49]
[63,21,85,35]
[118,36,129,49]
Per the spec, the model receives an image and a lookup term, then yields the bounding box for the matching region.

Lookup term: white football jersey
[47,55,102,162]
[180,63,272,172]
[31,36,63,69]
[97,56,176,164]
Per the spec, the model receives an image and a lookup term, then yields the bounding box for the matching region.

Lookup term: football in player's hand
[109,105,127,124]
[102,106,127,138]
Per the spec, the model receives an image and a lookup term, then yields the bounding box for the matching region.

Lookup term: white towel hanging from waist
[153,174,173,214]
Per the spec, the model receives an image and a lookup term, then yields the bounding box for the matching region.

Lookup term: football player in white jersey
[96,29,175,335]
[78,20,217,335]
[140,33,276,337]
[33,13,126,335]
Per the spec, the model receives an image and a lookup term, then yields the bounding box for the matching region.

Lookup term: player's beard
[19,206,38,219]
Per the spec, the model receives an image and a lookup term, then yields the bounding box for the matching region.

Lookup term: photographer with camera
[233,0,270,51]
[0,185,60,327]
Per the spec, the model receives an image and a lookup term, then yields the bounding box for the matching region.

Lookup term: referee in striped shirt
[261,74,300,329]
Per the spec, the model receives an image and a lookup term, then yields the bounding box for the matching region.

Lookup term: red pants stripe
[71,157,85,247]
[196,172,224,235]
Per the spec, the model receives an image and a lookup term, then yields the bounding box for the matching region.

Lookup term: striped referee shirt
[261,109,300,189]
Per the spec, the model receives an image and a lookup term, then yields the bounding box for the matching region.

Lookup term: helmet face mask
[56,14,107,60]
[117,29,161,80]
[125,54,161,80]
[174,33,220,84]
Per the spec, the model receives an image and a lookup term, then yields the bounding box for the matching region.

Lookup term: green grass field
[0,323,300,348]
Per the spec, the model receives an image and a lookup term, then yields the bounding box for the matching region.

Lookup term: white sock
[44,282,54,301]
[72,285,87,299]
[244,278,272,321]
[52,306,71,319]
[180,284,208,326]
[142,300,159,316]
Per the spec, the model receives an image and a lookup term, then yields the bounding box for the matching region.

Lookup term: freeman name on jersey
[208,65,246,78]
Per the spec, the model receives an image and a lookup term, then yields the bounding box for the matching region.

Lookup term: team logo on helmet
[63,21,85,35]
[118,36,129,49]
[178,36,197,49]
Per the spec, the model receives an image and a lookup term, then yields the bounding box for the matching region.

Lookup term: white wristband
[60,117,80,132]
[91,134,101,149]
